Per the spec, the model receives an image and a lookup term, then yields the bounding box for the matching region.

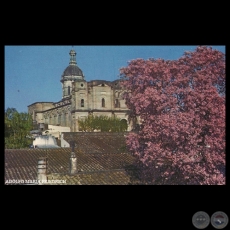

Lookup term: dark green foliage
[5,108,33,149]
[78,115,128,132]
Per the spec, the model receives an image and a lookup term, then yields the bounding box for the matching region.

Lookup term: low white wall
[48,125,70,132]
[60,133,70,147]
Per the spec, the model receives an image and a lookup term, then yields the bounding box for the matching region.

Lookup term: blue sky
[4,45,225,113]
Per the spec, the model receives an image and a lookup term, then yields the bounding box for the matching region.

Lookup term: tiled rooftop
[62,132,128,154]
[5,148,141,185]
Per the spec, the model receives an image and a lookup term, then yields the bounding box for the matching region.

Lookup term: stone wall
[28,80,133,131]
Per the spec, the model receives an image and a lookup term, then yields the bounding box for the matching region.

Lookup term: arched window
[68,86,70,95]
[81,99,84,107]
[102,98,105,107]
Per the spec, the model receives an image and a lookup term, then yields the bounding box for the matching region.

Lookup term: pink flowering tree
[120,46,225,185]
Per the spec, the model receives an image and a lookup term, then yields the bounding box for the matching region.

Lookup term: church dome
[62,65,83,77]
[61,49,84,81]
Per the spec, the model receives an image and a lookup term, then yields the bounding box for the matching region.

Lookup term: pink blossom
[120,46,225,185]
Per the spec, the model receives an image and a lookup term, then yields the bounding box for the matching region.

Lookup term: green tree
[78,115,128,132]
[5,108,33,149]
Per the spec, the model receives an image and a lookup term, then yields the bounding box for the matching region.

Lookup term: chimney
[69,140,77,174]
[37,157,48,184]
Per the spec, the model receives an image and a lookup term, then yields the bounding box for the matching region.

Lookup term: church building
[28,49,134,132]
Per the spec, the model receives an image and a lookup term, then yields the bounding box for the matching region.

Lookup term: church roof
[62,65,83,77]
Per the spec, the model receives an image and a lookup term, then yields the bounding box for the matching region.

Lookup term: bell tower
[61,48,84,99]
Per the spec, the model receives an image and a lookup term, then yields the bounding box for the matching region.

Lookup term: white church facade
[28,49,136,132]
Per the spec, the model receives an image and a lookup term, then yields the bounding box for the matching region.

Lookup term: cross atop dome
[69,47,77,65]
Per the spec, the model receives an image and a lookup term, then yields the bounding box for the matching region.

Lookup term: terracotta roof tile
[5,148,141,185]
[62,132,128,154]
